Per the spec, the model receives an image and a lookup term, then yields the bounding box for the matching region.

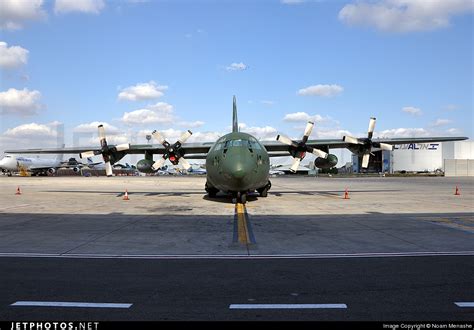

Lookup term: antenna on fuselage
[232,95,238,133]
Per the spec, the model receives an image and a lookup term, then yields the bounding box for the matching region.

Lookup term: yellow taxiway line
[235,203,250,244]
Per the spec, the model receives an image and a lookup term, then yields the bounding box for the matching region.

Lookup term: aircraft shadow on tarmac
[43,189,401,204]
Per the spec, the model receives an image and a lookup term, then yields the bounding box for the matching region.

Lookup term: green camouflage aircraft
[5,96,468,203]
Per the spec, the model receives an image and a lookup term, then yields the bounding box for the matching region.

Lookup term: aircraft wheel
[205,182,218,197]
[260,189,268,197]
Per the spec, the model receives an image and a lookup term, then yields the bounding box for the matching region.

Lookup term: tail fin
[232,95,238,133]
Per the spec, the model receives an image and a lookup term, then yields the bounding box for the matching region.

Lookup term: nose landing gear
[232,192,247,204]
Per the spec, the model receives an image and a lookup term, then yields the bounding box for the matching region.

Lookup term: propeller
[343,117,393,169]
[151,129,193,171]
[79,125,130,177]
[276,121,328,173]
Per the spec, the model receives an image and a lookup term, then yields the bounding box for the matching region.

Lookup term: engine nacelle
[72,167,80,173]
[314,154,338,169]
[48,168,56,174]
[136,159,156,173]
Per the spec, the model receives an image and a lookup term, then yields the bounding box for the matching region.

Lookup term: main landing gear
[257,180,272,197]
[205,182,219,198]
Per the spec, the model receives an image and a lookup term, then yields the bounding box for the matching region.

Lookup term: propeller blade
[276,134,296,147]
[290,157,301,173]
[151,157,166,171]
[80,151,96,158]
[302,121,314,143]
[98,125,106,140]
[378,143,393,151]
[308,147,328,158]
[114,143,130,152]
[98,124,108,149]
[361,153,370,168]
[343,136,362,145]
[152,130,167,145]
[368,117,376,139]
[179,157,191,170]
[105,161,113,177]
[178,130,193,144]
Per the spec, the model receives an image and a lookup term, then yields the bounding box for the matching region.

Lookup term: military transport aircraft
[5,96,467,203]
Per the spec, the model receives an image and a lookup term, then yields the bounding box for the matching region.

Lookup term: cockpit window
[248,137,262,150]
[224,139,248,148]
[213,137,263,152]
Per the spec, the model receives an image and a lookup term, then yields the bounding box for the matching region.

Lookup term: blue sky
[0,0,472,164]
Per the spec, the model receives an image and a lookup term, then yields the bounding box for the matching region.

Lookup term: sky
[0,0,472,166]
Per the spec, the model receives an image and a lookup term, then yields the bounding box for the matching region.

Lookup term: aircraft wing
[262,139,349,152]
[364,137,468,145]
[262,136,468,153]
[5,143,214,156]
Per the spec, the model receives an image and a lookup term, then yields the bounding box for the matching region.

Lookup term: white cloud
[177,121,205,128]
[55,0,105,15]
[74,122,120,134]
[283,112,327,123]
[0,122,64,154]
[243,125,278,140]
[431,118,453,127]
[3,122,56,138]
[121,109,174,125]
[118,81,168,101]
[446,128,462,135]
[375,127,431,138]
[297,84,343,97]
[402,106,422,116]
[0,0,46,30]
[121,101,175,125]
[0,42,29,69]
[146,101,173,113]
[316,129,353,139]
[188,131,222,143]
[339,0,474,33]
[226,62,247,71]
[143,128,221,144]
[0,88,42,115]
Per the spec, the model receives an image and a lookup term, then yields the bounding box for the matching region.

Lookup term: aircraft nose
[222,156,253,189]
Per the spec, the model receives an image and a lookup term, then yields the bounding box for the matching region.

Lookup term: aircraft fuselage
[205,132,270,195]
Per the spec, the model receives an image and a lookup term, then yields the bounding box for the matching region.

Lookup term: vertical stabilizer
[232,95,238,133]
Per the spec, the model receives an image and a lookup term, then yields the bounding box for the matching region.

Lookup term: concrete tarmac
[0,175,472,320]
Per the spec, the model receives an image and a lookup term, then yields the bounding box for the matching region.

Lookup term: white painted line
[11,301,132,308]
[229,304,347,309]
[0,251,474,260]
[455,302,474,308]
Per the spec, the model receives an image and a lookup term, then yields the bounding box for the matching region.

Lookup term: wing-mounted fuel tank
[136,158,156,173]
[314,154,338,169]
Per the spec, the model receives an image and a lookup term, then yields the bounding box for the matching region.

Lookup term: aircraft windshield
[212,137,262,151]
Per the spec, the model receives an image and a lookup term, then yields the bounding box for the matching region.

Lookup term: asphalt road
[0,256,472,321]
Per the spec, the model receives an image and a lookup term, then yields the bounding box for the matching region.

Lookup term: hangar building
[352,141,473,176]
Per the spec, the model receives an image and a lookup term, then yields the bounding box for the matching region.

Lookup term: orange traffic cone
[454,186,461,196]
[344,188,350,199]
[15,186,21,195]
[123,189,130,200]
